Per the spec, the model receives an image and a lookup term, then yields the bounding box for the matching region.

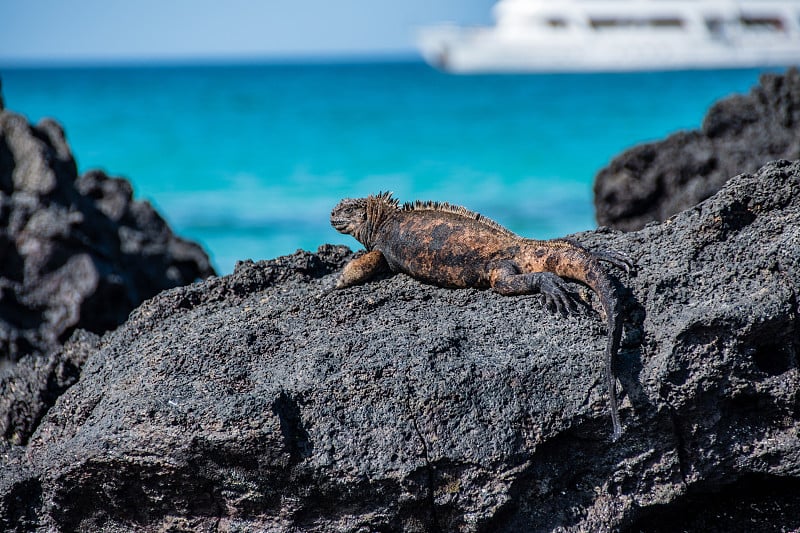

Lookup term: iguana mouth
[331,218,350,231]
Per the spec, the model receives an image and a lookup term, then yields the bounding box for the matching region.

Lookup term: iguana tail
[589,263,623,441]
[548,242,623,440]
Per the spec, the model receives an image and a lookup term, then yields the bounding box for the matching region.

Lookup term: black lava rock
[2,161,798,531]
[594,67,800,231]
[0,101,215,362]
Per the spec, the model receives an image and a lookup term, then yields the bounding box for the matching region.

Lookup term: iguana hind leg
[337,250,389,289]
[489,261,579,316]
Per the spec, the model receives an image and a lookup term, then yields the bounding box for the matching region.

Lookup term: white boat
[416,0,800,73]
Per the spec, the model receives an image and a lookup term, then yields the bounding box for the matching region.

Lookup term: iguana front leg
[489,261,579,315]
[337,250,389,289]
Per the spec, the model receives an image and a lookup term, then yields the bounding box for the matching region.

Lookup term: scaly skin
[330,192,633,440]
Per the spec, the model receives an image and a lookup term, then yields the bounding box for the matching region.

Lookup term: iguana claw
[594,250,635,274]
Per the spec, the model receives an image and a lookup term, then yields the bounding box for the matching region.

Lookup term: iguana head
[331,192,398,247]
[330,197,368,240]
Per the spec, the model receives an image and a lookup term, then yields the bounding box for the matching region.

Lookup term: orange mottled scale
[378,209,523,288]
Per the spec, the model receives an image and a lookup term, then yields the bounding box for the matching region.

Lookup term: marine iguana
[330,192,633,440]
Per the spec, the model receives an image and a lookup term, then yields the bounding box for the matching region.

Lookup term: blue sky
[0,0,496,63]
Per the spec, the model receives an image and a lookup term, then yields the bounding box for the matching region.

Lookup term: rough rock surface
[0,100,215,362]
[594,67,800,231]
[0,330,99,446]
[1,160,799,532]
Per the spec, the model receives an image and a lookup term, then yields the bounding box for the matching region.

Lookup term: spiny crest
[402,199,516,237]
[368,191,400,209]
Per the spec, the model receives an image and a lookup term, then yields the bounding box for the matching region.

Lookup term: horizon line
[0,50,426,70]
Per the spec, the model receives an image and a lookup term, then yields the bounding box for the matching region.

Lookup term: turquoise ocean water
[1,61,775,274]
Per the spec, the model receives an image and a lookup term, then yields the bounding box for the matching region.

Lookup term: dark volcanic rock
[594,67,800,231]
[2,161,799,531]
[0,103,215,361]
[0,330,99,446]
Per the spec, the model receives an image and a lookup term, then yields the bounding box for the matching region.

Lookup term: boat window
[705,17,726,38]
[740,16,785,32]
[546,18,568,28]
[590,18,637,29]
[589,17,683,29]
[705,18,723,32]
[649,18,683,28]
